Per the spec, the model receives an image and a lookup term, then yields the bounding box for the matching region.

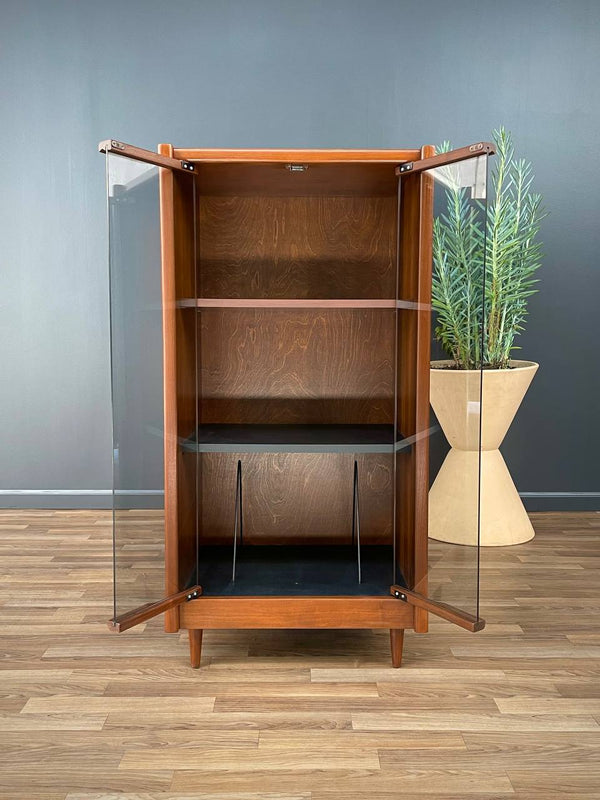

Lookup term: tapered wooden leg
[390,629,404,668]
[188,629,203,669]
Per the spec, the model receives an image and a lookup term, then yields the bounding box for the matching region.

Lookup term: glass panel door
[395,145,491,629]
[428,152,488,622]
[106,148,198,628]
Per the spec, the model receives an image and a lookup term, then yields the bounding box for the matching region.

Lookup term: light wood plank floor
[0,509,599,799]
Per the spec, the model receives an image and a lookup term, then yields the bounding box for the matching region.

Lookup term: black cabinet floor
[195,544,397,597]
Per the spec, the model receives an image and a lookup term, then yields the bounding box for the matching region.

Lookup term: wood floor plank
[496,697,600,715]
[375,679,562,700]
[66,794,310,800]
[213,696,500,713]
[312,794,599,800]
[168,768,514,793]
[378,739,600,769]
[311,667,507,682]
[0,768,174,792]
[22,697,215,714]
[120,746,381,771]
[103,711,353,730]
[72,666,312,683]
[352,711,600,731]
[0,728,259,750]
[0,712,107,731]
[103,681,379,698]
[257,730,466,749]
[508,765,600,795]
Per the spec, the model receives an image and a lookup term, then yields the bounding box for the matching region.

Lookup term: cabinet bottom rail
[179,595,415,630]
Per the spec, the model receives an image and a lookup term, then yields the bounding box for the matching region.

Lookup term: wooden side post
[396,145,435,635]
[159,144,199,634]
[159,143,181,634]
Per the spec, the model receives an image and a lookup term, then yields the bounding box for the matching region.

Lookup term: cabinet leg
[188,629,203,669]
[390,629,404,668]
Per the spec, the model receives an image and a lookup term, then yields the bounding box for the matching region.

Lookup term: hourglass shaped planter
[429,360,538,547]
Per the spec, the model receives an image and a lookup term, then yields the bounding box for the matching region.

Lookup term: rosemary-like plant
[432,128,546,369]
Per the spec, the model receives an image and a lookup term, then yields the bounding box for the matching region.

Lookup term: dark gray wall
[1,0,598,509]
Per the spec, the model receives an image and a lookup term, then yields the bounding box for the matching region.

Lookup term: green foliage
[432,128,546,369]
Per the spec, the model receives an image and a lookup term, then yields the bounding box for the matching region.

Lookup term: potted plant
[429,128,546,546]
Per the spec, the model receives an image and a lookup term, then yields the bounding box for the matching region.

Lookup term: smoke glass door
[106,148,197,626]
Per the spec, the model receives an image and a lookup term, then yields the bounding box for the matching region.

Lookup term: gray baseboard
[0,490,163,510]
[0,491,597,512]
[520,493,600,512]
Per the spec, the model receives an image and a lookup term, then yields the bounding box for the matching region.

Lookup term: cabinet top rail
[171,147,423,163]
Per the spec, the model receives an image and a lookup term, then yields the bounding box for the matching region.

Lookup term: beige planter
[429,360,538,547]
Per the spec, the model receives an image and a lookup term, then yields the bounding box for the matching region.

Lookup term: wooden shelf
[178,299,427,310]
[182,423,408,454]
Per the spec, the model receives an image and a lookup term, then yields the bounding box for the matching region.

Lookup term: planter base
[429,360,538,548]
[429,448,535,547]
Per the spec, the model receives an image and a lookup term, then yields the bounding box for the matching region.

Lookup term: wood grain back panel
[198,195,396,299]
[199,452,393,545]
[198,308,394,425]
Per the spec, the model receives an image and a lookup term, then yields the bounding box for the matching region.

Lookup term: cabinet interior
[176,161,403,594]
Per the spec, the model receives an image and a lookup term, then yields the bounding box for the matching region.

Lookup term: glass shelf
[178,298,427,310]
[181,423,408,454]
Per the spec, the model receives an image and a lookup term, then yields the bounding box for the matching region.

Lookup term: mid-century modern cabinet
[102,139,493,667]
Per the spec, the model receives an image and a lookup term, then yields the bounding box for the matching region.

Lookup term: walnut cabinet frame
[102,141,493,668]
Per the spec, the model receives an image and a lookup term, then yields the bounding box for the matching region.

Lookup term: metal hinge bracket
[98,139,126,153]
[397,162,413,173]
[186,589,200,601]
[181,160,195,172]
[392,588,408,601]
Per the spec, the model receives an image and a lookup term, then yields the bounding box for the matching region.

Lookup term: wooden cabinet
[102,141,492,668]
